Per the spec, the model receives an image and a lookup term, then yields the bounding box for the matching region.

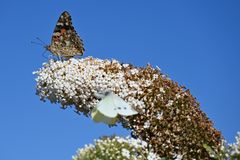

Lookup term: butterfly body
[46,11,84,58]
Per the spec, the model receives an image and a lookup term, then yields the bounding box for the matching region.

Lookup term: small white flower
[122,64,129,68]
[153,74,159,79]
[130,68,139,75]
[159,87,165,93]
[121,148,130,158]
[156,111,163,120]
[175,93,181,99]
[166,100,174,107]
[143,121,151,128]
[144,80,152,87]
[147,152,160,160]
[174,154,183,160]
[186,115,191,121]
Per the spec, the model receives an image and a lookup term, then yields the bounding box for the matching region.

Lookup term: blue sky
[0,1,240,159]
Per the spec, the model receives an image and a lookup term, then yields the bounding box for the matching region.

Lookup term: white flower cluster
[72,135,187,160]
[34,57,147,115]
[72,136,162,160]
[147,152,161,160]
[228,132,240,157]
[205,132,240,159]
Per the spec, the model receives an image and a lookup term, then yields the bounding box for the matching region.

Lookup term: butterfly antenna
[31,37,48,48]
[30,41,44,46]
[36,37,47,45]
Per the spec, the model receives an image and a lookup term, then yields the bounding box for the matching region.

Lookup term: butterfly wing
[96,93,118,118]
[48,11,84,57]
[91,107,118,125]
[111,93,138,116]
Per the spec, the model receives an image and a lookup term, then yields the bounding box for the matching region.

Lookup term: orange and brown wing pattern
[47,11,84,58]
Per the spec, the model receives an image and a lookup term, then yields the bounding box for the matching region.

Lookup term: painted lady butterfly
[46,11,84,58]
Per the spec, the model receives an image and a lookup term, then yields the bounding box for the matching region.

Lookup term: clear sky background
[0,1,239,160]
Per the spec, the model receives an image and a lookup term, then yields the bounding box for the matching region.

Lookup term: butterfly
[45,11,84,58]
[91,91,138,125]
